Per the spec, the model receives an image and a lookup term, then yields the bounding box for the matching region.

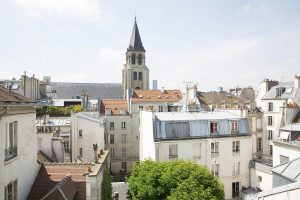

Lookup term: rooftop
[271,157,300,182]
[76,112,104,123]
[28,150,109,200]
[262,82,300,100]
[0,85,33,104]
[100,99,129,115]
[154,110,243,121]
[131,89,182,103]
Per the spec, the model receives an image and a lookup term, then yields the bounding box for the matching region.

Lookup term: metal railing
[5,147,17,162]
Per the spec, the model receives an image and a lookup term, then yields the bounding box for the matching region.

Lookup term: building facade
[0,86,40,200]
[140,110,252,199]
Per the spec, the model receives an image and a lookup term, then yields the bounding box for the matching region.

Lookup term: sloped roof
[28,163,96,199]
[197,91,245,110]
[37,150,55,164]
[53,82,123,99]
[0,85,32,103]
[100,99,129,115]
[271,157,300,182]
[131,89,182,103]
[127,19,145,52]
[262,82,300,100]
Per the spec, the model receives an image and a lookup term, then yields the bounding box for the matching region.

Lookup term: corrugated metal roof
[271,157,300,182]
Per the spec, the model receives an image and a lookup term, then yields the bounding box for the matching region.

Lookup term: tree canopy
[127,160,224,200]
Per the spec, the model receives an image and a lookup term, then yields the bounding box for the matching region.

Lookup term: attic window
[105,109,112,115]
[286,88,292,94]
[276,87,285,97]
[120,109,126,115]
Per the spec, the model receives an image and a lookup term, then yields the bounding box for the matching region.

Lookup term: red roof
[0,85,32,103]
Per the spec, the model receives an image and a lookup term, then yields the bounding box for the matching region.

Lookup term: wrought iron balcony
[5,147,17,162]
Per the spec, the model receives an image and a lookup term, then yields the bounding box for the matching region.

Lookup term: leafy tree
[127,160,224,200]
[102,168,112,200]
[72,104,82,113]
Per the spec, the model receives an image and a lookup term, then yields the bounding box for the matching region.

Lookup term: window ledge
[4,156,18,165]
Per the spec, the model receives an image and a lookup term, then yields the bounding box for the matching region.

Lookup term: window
[121,134,127,143]
[270,145,273,156]
[210,122,218,133]
[268,102,273,111]
[138,72,142,80]
[192,143,201,160]
[110,134,115,144]
[78,129,82,137]
[159,106,163,112]
[121,147,126,158]
[63,141,69,152]
[133,72,137,80]
[268,130,273,140]
[268,116,273,126]
[211,164,220,177]
[110,148,115,158]
[110,122,114,130]
[79,148,83,157]
[280,155,289,164]
[211,142,219,156]
[131,54,136,64]
[233,162,240,176]
[257,138,262,151]
[232,141,240,154]
[169,144,178,159]
[121,122,126,130]
[232,121,238,131]
[5,180,17,200]
[122,162,127,172]
[258,176,262,182]
[276,87,285,97]
[232,182,240,198]
[5,122,17,162]
[138,54,142,65]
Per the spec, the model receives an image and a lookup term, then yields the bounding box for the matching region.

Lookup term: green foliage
[127,160,224,200]
[36,105,82,117]
[102,168,112,200]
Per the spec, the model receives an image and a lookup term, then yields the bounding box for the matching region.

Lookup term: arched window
[133,72,137,80]
[138,72,142,80]
[132,54,136,65]
[138,54,142,65]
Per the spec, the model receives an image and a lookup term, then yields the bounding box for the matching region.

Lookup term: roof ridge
[44,162,94,166]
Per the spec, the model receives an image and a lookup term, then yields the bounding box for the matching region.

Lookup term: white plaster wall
[250,168,272,191]
[37,132,53,156]
[272,143,300,166]
[52,139,64,162]
[86,167,104,200]
[140,111,156,161]
[0,111,40,200]
[71,113,105,162]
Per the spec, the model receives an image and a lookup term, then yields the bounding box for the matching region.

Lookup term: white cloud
[15,0,101,21]
[96,48,123,61]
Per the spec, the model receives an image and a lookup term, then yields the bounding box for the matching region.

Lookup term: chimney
[294,75,300,89]
[160,87,165,93]
[93,144,98,163]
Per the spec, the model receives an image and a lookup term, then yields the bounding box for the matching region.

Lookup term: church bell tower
[122,18,149,99]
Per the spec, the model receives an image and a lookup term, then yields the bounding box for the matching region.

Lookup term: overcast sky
[0,0,300,91]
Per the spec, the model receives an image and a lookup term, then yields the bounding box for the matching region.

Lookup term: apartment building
[140,110,252,199]
[0,86,40,200]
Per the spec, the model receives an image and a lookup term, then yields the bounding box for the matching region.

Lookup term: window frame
[109,122,115,130]
[210,122,218,133]
[5,122,18,162]
[121,121,126,130]
[110,134,115,144]
[121,134,127,143]
[211,142,219,156]
[5,180,17,200]
[169,144,178,159]
[268,116,273,126]
[232,182,240,198]
[232,141,240,154]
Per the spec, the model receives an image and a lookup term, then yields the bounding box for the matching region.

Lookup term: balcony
[232,170,240,177]
[5,147,17,162]
[211,152,219,157]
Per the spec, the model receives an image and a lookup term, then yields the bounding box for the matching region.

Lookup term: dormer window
[120,109,126,115]
[276,87,285,97]
[210,122,218,133]
[105,109,112,115]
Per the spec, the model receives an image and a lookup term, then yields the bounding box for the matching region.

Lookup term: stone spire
[127,18,146,52]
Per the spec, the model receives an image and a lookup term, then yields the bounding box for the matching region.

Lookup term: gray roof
[262,82,300,100]
[257,181,300,198]
[127,19,145,52]
[271,157,300,182]
[249,160,273,174]
[53,82,123,99]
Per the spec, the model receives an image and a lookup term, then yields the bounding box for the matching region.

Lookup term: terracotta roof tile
[100,99,129,115]
[131,89,182,103]
[27,163,95,200]
[0,85,33,103]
